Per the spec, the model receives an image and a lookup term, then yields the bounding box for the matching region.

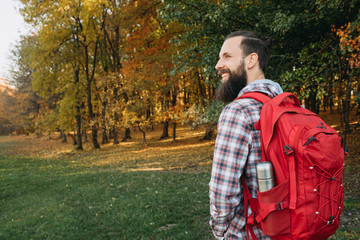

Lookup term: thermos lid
[256,162,274,179]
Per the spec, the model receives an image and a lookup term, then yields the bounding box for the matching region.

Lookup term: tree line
[3,0,359,149]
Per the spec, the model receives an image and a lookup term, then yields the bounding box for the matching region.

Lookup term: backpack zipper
[265,112,317,158]
[305,136,317,146]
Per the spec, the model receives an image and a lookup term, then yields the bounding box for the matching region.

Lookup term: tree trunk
[138,126,148,146]
[83,129,88,143]
[102,126,109,144]
[86,75,100,149]
[183,89,187,105]
[329,86,334,114]
[74,67,83,150]
[83,38,100,149]
[101,94,109,144]
[160,120,169,139]
[112,125,119,144]
[311,91,319,114]
[307,88,320,114]
[342,75,352,148]
[356,80,360,116]
[91,125,100,148]
[121,128,132,142]
[60,129,67,143]
[323,96,327,112]
[69,133,77,146]
[208,77,215,102]
[202,125,215,140]
[112,91,120,144]
[172,122,177,142]
[196,71,206,107]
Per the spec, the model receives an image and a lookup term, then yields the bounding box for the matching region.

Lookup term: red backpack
[237,92,345,240]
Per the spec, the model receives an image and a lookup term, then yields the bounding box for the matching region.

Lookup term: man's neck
[247,72,265,84]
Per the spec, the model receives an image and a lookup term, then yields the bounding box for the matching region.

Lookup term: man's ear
[246,53,259,69]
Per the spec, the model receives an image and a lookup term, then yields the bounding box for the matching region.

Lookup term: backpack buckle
[316,123,327,129]
[284,145,294,155]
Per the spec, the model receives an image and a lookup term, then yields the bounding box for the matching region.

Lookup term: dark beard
[215,64,247,102]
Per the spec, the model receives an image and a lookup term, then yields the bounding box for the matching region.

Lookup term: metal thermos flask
[256,162,276,192]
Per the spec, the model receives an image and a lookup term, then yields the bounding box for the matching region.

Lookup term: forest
[0,1,359,239]
[0,0,359,149]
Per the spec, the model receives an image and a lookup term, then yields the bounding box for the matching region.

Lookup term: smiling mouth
[219,71,230,81]
[221,73,229,81]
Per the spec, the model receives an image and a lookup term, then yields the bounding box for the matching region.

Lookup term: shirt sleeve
[209,104,252,238]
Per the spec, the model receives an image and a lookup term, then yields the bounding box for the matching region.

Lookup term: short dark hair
[225,30,271,73]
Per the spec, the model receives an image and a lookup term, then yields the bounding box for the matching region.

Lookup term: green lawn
[1,154,359,239]
[0,155,213,239]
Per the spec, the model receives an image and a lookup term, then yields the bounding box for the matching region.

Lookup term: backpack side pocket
[256,178,291,236]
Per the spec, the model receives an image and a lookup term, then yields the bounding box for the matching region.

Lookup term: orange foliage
[334,22,360,69]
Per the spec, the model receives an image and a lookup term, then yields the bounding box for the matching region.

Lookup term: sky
[0,0,29,80]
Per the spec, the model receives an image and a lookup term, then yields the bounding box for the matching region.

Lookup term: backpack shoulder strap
[234,92,271,130]
[235,92,271,104]
[241,176,258,240]
[270,92,301,107]
[237,92,302,107]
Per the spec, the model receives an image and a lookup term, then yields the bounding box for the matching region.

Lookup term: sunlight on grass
[134,140,214,152]
[128,167,166,171]
[0,125,214,173]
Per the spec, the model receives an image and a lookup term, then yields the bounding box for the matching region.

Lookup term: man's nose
[215,59,224,70]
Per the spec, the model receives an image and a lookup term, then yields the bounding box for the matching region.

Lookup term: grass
[2,155,359,240]
[0,155,213,239]
[330,229,360,240]
[329,198,360,240]
[0,118,359,239]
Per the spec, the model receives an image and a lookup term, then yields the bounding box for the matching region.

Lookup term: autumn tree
[19,0,113,149]
[120,0,186,143]
[97,0,132,144]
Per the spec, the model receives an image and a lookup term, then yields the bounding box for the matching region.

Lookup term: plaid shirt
[209,80,282,240]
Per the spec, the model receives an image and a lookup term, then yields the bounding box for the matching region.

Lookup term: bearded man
[209,30,283,239]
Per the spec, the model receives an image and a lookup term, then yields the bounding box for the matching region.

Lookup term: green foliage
[281,38,339,98]
[160,0,359,121]
[184,100,225,128]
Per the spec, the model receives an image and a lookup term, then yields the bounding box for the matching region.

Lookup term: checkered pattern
[209,80,282,239]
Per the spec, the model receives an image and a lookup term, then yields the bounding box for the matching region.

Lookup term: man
[209,30,282,239]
